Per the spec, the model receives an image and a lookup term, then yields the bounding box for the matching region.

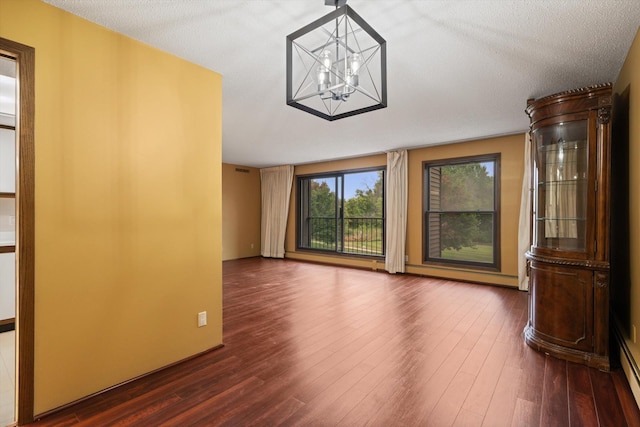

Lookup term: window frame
[422,154,501,270]
[296,166,386,258]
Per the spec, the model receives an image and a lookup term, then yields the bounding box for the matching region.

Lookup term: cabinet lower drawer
[528,261,593,352]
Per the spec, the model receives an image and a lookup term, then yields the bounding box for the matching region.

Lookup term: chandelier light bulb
[349,53,361,75]
[317,66,331,92]
[317,49,334,92]
[319,49,332,71]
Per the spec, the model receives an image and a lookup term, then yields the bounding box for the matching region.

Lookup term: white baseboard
[614,321,640,406]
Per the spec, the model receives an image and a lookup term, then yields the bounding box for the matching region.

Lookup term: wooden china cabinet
[524,83,612,371]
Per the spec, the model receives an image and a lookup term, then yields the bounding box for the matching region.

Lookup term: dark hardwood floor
[27,257,640,426]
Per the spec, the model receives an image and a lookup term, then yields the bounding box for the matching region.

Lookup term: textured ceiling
[44,0,640,168]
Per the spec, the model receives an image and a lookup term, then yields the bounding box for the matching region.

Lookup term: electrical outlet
[251,243,254,249]
[198,311,207,327]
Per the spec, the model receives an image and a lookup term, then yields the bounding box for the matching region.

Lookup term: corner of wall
[614,321,640,407]
[222,163,261,260]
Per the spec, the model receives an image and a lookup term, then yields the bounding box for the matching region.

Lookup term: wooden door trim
[0,36,35,425]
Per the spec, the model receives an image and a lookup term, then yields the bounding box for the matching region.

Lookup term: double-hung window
[297,168,385,256]
[424,154,500,269]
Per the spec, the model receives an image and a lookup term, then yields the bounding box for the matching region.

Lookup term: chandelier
[286,0,387,121]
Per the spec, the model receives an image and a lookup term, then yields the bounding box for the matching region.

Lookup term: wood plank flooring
[27,257,640,426]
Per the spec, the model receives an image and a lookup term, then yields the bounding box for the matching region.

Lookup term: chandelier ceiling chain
[286,0,387,121]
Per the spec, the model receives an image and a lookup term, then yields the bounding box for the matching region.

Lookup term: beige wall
[0,0,223,414]
[613,27,640,403]
[286,134,525,287]
[222,163,261,260]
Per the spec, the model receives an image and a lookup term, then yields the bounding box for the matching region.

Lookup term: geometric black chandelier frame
[286,1,387,121]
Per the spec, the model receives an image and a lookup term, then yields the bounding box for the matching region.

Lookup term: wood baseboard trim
[0,318,15,326]
[34,343,225,421]
[0,318,15,333]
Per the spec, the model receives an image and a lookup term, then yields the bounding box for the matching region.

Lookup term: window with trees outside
[424,155,500,268]
[297,168,385,256]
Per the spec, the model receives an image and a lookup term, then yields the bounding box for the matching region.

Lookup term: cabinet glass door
[533,120,588,251]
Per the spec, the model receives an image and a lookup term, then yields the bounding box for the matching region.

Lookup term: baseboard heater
[614,321,640,404]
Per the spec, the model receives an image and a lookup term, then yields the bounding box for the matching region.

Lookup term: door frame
[0,37,35,426]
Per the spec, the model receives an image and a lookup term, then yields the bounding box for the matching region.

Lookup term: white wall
[0,252,14,320]
[0,197,14,246]
[0,129,15,192]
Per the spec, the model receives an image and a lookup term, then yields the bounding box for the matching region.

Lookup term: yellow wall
[286,134,525,287]
[613,27,640,403]
[222,163,261,260]
[0,0,223,414]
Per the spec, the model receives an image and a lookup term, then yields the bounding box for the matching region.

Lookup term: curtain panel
[260,165,294,258]
[518,133,532,290]
[385,150,408,274]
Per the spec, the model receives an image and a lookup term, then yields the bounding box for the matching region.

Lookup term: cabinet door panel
[529,262,593,352]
